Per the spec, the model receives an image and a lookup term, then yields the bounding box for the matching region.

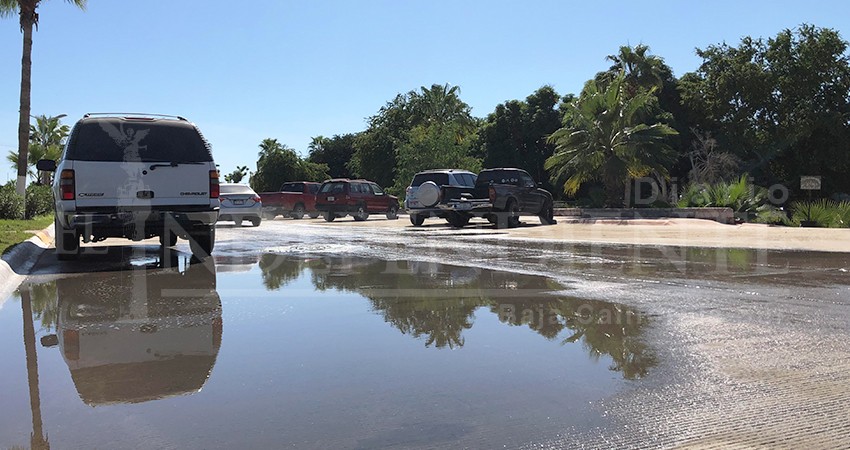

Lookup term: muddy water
[0,254,653,449]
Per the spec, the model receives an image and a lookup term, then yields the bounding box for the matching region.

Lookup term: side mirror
[40,334,58,348]
[36,159,56,172]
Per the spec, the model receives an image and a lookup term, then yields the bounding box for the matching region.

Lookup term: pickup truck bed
[437,168,556,228]
[260,182,320,219]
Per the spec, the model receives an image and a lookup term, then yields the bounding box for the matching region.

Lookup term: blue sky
[1,0,848,182]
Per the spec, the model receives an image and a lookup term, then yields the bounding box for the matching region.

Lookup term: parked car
[315,179,400,221]
[438,168,557,228]
[259,181,320,219]
[219,183,262,226]
[37,113,220,260]
[404,169,477,226]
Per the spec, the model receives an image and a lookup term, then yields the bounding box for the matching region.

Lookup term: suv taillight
[210,170,220,198]
[60,169,75,200]
[489,186,496,203]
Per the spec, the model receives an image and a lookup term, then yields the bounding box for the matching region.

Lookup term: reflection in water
[259,254,656,379]
[31,260,222,406]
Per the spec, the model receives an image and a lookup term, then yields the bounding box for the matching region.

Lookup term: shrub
[0,183,24,220]
[25,184,54,219]
[789,199,844,227]
[677,174,768,217]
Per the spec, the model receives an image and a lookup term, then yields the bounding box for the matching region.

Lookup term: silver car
[218,183,262,226]
[404,169,477,226]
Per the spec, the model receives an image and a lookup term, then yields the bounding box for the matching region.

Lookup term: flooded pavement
[1,219,849,448]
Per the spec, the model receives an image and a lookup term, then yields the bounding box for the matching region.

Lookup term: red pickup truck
[260,182,321,219]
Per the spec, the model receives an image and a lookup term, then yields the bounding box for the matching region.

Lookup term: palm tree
[601,44,668,95]
[7,113,69,184]
[0,0,86,201]
[545,72,678,207]
[413,83,476,138]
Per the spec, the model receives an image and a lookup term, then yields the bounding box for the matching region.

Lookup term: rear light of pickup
[60,169,75,200]
[209,170,220,198]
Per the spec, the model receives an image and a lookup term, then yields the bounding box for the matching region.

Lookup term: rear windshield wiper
[149,161,204,170]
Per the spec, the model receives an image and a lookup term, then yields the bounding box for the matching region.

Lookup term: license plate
[233,199,244,205]
[454,203,472,210]
[327,196,335,202]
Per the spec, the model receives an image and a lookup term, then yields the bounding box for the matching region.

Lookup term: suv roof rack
[82,112,188,121]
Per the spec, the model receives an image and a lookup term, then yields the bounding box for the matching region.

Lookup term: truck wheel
[189,226,215,259]
[323,211,336,222]
[308,211,320,219]
[159,230,178,247]
[386,204,399,220]
[353,204,369,221]
[291,204,305,219]
[410,214,425,226]
[54,217,80,261]
[447,212,470,228]
[539,202,557,225]
[497,200,520,229]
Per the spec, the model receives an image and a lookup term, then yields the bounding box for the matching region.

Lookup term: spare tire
[417,181,440,207]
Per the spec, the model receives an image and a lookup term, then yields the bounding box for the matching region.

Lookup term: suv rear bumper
[62,209,219,235]
[315,203,356,214]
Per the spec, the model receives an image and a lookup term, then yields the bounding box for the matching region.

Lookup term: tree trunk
[16,16,35,214]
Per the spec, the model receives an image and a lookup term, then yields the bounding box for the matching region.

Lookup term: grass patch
[0,215,53,254]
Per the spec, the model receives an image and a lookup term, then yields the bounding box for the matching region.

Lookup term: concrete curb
[0,224,54,303]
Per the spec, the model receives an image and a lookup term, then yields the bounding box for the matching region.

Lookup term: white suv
[38,113,220,260]
[404,169,477,226]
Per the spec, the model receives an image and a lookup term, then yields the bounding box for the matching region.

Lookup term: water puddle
[0,255,655,448]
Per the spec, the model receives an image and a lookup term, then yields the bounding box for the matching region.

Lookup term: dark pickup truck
[259,182,321,219]
[438,168,556,228]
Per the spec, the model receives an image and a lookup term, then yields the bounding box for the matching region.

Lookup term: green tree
[1,0,86,205]
[349,83,475,188]
[250,138,329,192]
[223,165,249,184]
[308,133,356,179]
[545,73,678,206]
[392,122,482,195]
[479,86,563,189]
[678,25,850,197]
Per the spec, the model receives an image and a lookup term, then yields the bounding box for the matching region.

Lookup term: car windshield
[411,173,450,187]
[220,185,254,195]
[66,119,213,162]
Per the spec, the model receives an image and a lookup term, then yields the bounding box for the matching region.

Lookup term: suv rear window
[411,173,450,187]
[65,119,213,162]
[477,170,524,186]
[320,182,347,194]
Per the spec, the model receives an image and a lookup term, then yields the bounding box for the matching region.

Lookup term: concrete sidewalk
[0,225,53,305]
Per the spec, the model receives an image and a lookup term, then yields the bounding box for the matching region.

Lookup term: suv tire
[323,211,336,222]
[353,204,369,221]
[386,204,399,220]
[189,225,215,259]
[410,213,425,227]
[159,230,178,247]
[447,212,470,228]
[54,217,80,261]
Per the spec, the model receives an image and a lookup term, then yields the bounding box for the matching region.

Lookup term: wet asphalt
[1,216,849,449]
